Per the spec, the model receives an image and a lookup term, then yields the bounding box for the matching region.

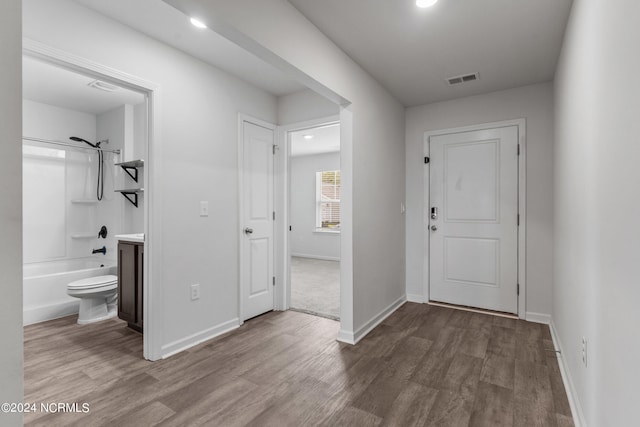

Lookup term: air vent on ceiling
[88,80,119,92]
[446,72,480,86]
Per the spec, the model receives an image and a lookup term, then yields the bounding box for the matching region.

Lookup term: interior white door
[241,120,275,320]
[429,126,519,313]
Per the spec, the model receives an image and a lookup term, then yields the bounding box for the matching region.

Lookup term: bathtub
[23,258,116,325]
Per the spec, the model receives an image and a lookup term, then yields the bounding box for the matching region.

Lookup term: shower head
[70,136,97,148]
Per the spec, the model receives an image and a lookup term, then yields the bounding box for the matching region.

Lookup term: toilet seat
[67,275,117,290]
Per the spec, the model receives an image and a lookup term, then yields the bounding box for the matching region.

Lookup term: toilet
[67,275,118,324]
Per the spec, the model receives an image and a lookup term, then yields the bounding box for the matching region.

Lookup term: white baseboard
[336,329,355,345]
[161,318,240,358]
[338,296,406,346]
[525,311,551,324]
[549,320,587,427]
[406,293,425,303]
[23,301,79,326]
[291,253,340,262]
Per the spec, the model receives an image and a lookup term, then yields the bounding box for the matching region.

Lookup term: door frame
[423,119,527,318]
[276,116,341,312]
[237,114,277,323]
[23,39,163,359]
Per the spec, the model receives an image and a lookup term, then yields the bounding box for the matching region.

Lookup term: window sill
[313,228,341,234]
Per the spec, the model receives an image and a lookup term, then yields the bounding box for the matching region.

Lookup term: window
[316,170,340,230]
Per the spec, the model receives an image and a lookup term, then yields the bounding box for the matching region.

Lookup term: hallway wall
[553,0,640,425]
[166,0,407,342]
[405,82,555,319]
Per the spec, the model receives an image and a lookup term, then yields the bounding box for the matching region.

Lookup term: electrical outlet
[582,337,587,367]
[191,284,200,301]
[200,201,209,217]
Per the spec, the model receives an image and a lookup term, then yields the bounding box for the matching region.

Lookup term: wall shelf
[115,159,144,182]
[115,188,144,208]
[70,199,98,204]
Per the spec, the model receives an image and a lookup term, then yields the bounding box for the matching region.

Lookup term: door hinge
[424,156,430,164]
[517,283,520,296]
[517,214,520,226]
[517,144,520,156]
[289,225,292,231]
[273,144,277,155]
[272,276,276,286]
[273,211,276,220]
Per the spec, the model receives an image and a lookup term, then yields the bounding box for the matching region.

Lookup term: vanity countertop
[115,233,145,243]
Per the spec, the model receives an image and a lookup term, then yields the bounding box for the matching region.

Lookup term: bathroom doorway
[22,41,158,360]
[286,120,341,320]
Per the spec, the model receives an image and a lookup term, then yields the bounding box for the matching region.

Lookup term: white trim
[336,329,355,344]
[406,293,426,303]
[422,118,527,319]
[550,320,587,427]
[278,116,341,313]
[313,229,341,234]
[525,311,551,324]
[22,39,163,361]
[238,114,277,323]
[337,296,406,345]
[23,301,79,326]
[160,318,241,359]
[291,253,340,262]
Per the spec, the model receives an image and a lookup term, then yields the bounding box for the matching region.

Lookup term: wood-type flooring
[23,302,574,426]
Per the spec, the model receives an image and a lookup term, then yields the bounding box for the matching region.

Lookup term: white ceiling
[73,0,305,97]
[291,123,340,157]
[23,56,145,115]
[288,0,573,106]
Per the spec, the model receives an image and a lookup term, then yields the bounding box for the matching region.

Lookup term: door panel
[429,126,518,313]
[249,238,270,296]
[444,237,499,286]
[242,120,275,320]
[444,140,499,222]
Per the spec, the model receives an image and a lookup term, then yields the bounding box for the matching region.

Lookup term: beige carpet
[290,256,340,320]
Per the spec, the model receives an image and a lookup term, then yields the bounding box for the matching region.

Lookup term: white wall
[23,0,278,355]
[0,0,23,423]
[405,83,554,319]
[96,105,132,260]
[277,89,339,125]
[290,152,340,260]
[167,0,406,342]
[553,0,640,425]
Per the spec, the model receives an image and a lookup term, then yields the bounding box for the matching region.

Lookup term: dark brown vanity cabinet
[118,241,143,332]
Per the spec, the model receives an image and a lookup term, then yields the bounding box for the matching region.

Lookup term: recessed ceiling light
[190,18,207,29]
[416,0,438,8]
[303,134,314,140]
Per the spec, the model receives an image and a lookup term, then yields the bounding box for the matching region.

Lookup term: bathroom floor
[23,304,573,426]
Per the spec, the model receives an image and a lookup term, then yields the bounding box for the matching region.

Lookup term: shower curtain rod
[22,136,121,155]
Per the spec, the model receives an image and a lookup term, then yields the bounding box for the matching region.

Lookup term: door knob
[430,225,437,231]
[244,227,253,234]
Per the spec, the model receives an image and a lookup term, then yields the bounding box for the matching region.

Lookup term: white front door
[429,126,519,313]
[241,120,275,320]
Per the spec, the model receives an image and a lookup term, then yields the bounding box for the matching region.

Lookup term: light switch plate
[191,284,200,300]
[200,201,209,217]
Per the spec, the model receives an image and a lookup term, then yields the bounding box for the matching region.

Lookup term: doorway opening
[286,121,341,320]
[22,41,159,360]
